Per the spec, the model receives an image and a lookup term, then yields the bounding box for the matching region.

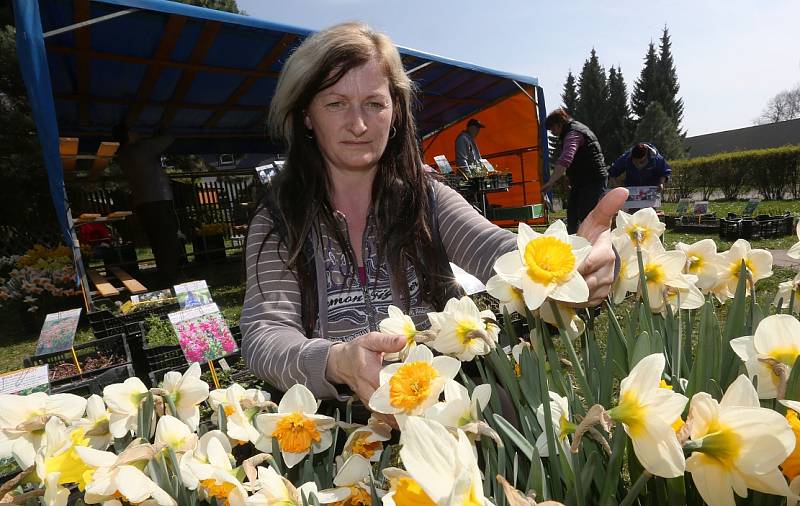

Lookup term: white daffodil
[209,383,270,445]
[380,305,419,362]
[76,445,177,506]
[254,384,335,468]
[179,430,232,490]
[103,377,150,438]
[180,434,248,506]
[540,299,585,339]
[326,454,375,505]
[675,239,724,291]
[640,245,696,312]
[655,276,705,316]
[718,239,773,297]
[43,473,69,506]
[686,375,797,506]
[493,220,592,310]
[731,314,800,399]
[76,395,112,450]
[392,416,487,506]
[607,353,688,478]
[427,296,499,361]
[425,380,492,437]
[613,207,666,250]
[245,465,341,505]
[160,362,209,432]
[0,392,86,468]
[535,391,574,460]
[154,415,197,454]
[788,221,800,260]
[486,274,526,316]
[340,416,392,463]
[369,344,460,418]
[611,234,639,304]
[35,416,93,492]
[774,271,800,314]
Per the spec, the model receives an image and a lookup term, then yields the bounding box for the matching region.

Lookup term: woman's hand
[326,332,406,405]
[575,187,629,307]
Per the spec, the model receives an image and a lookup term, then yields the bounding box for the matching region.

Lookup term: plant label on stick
[168,303,238,364]
[35,308,82,355]
[173,280,213,309]
[0,365,49,395]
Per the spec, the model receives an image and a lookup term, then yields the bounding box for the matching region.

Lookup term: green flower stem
[548,300,595,406]
[619,471,652,506]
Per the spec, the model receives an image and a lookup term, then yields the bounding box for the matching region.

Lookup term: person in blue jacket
[609,142,672,190]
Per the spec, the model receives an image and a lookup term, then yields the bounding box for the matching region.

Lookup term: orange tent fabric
[422,90,545,224]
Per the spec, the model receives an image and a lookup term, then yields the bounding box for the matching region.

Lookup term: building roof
[684,118,800,158]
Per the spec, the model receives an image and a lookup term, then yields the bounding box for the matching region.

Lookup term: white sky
[237,0,800,136]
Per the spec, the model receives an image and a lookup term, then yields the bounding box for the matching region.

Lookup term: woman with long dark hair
[240,23,624,407]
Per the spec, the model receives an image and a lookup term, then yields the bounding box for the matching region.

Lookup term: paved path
[771,250,800,268]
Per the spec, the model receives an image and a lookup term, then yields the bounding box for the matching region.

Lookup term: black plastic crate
[24,333,132,389]
[88,302,180,340]
[148,352,242,387]
[51,363,134,397]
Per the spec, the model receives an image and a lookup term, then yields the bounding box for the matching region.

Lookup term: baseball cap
[467,118,486,129]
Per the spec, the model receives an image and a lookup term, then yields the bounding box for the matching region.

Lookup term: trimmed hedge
[666,145,800,201]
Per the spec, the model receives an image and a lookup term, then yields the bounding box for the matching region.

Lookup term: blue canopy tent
[13,0,547,305]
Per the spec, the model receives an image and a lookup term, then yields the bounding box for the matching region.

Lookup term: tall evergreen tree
[604,66,632,161]
[633,102,685,160]
[574,49,608,137]
[561,71,578,115]
[172,0,241,13]
[656,26,684,130]
[631,42,659,121]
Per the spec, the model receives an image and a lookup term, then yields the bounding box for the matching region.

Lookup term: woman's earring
[389,125,397,139]
[305,129,314,140]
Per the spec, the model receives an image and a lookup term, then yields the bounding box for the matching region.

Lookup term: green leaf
[687,299,722,399]
[599,425,627,506]
[629,331,653,369]
[492,413,534,461]
[720,262,749,389]
[785,356,800,400]
[217,404,228,434]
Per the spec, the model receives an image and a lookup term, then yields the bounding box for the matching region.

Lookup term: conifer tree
[656,26,684,130]
[631,42,659,121]
[561,71,578,115]
[604,66,632,161]
[574,49,608,136]
[633,102,685,160]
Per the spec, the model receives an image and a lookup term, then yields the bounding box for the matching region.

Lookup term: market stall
[13,0,548,307]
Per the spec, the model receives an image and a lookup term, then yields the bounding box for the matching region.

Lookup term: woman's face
[304,59,394,176]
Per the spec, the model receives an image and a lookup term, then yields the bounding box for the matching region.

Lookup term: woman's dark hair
[544,108,572,129]
[253,22,455,336]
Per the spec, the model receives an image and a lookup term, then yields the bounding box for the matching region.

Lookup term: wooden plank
[74,0,91,126]
[59,137,79,172]
[55,92,265,112]
[87,269,120,297]
[107,266,147,295]
[126,14,187,126]
[88,141,119,180]
[203,33,298,128]
[158,21,221,129]
[46,45,279,78]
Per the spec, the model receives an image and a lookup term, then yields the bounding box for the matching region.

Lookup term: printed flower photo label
[35,307,82,355]
[168,303,238,364]
[173,280,213,309]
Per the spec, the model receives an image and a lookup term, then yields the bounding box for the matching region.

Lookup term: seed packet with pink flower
[168,303,237,364]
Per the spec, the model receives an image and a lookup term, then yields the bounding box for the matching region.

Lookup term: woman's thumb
[361,333,406,353]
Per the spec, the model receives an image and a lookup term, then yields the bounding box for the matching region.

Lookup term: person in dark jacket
[540,109,608,233]
[609,142,672,189]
